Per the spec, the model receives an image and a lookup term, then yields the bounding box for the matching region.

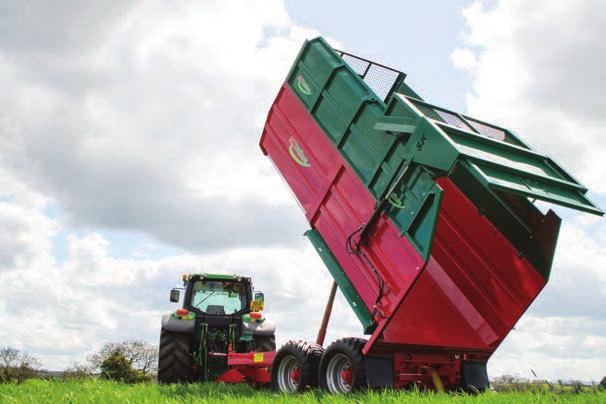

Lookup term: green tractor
[158,273,276,384]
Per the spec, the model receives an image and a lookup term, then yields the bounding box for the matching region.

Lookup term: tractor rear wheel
[319,338,367,393]
[157,328,194,384]
[254,335,276,352]
[271,340,323,392]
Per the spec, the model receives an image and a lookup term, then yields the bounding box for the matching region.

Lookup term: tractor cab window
[190,280,246,315]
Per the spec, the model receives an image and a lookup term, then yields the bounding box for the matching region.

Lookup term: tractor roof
[187,273,247,281]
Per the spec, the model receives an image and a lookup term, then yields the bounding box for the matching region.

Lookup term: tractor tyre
[271,340,324,392]
[157,328,194,384]
[319,337,367,393]
[254,334,276,352]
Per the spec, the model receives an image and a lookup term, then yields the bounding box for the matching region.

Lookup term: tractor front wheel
[157,328,194,384]
[271,340,323,392]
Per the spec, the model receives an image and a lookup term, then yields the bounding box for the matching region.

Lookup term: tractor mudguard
[241,318,276,336]
[161,313,195,333]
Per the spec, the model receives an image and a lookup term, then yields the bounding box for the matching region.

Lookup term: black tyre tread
[319,337,367,392]
[157,328,194,384]
[271,340,324,392]
[254,335,276,352]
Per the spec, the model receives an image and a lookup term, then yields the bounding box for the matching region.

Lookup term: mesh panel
[411,99,513,143]
[467,119,507,142]
[410,100,444,122]
[436,110,468,130]
[365,65,400,101]
[335,49,514,145]
[337,50,402,102]
[341,54,369,76]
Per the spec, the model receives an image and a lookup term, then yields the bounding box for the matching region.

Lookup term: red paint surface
[217,349,275,384]
[378,178,546,352]
[261,85,546,357]
[261,85,424,323]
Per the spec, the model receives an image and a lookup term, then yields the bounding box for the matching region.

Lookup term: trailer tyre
[271,340,324,392]
[254,335,276,352]
[319,338,367,393]
[157,328,194,384]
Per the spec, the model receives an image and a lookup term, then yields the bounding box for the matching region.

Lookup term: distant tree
[599,376,606,389]
[63,361,93,380]
[100,351,146,383]
[88,340,157,381]
[0,346,42,383]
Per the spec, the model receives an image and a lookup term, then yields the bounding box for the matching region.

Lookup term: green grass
[0,380,604,403]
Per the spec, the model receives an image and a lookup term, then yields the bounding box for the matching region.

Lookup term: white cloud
[0,0,328,252]
[452,0,606,194]
[453,0,606,381]
[450,48,477,72]
[0,0,357,371]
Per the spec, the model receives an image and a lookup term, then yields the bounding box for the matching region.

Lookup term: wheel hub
[289,367,300,383]
[276,355,300,392]
[325,353,354,393]
[340,367,352,386]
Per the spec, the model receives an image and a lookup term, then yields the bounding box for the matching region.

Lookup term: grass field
[1,380,605,403]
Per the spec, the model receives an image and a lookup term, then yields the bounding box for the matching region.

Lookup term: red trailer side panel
[261,85,424,321]
[378,178,546,351]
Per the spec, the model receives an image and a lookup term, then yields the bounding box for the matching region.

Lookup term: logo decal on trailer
[296,75,313,96]
[288,137,311,167]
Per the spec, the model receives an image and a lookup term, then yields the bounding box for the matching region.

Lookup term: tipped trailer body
[260,37,602,392]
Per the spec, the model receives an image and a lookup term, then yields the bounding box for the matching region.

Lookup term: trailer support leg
[316,281,337,346]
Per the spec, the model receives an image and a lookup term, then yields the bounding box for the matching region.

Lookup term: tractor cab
[183,274,252,317]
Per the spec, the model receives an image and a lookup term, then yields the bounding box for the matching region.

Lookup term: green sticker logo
[296,74,313,96]
[288,137,311,167]
[388,193,405,209]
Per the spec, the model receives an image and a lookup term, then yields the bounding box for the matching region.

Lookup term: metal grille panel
[341,54,369,76]
[337,50,403,102]
[364,64,400,101]
[466,119,507,142]
[410,99,515,144]
[436,110,468,130]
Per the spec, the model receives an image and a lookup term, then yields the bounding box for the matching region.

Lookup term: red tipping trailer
[260,37,603,393]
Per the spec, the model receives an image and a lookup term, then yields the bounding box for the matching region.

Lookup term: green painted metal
[287,38,603,218]
[386,165,444,261]
[304,229,374,333]
[286,37,603,218]
[285,37,602,277]
[390,93,603,215]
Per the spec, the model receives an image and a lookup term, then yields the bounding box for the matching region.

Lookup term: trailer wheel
[254,335,276,352]
[319,338,367,393]
[157,328,194,384]
[271,340,323,392]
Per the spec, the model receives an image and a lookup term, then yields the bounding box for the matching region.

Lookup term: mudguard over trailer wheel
[319,338,367,393]
[157,328,194,384]
[271,341,323,392]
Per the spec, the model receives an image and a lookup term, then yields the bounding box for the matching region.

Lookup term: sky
[0,0,604,382]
